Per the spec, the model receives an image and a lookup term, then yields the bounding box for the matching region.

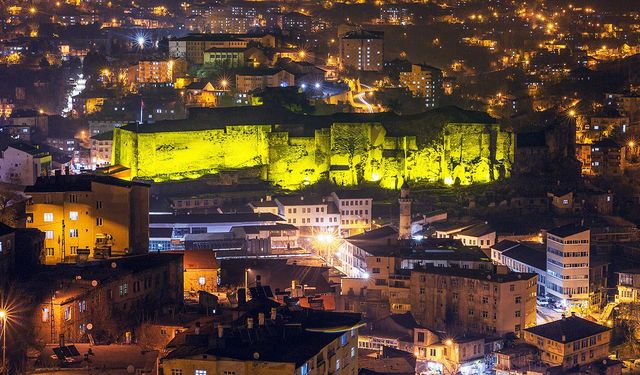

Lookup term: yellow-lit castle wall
[111,120,513,190]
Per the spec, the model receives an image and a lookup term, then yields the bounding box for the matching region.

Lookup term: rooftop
[149,212,283,225]
[525,315,609,343]
[165,303,361,367]
[547,223,589,238]
[413,264,536,283]
[501,243,547,271]
[24,174,149,193]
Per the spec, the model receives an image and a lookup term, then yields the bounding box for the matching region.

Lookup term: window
[96,200,103,209]
[515,310,521,317]
[341,333,348,346]
[46,248,54,256]
[96,217,103,226]
[515,296,522,304]
[69,229,78,238]
[42,308,50,322]
[171,370,183,375]
[45,230,54,239]
[70,246,78,255]
[79,300,86,313]
[351,346,356,357]
[69,211,79,220]
[194,371,207,375]
[69,194,77,203]
[119,283,128,296]
[418,332,425,342]
[300,363,309,375]
[199,277,206,286]
[64,306,71,321]
[336,359,340,370]
[44,213,54,222]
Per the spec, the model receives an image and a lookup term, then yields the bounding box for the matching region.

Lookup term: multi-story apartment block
[0,143,52,186]
[28,253,183,345]
[616,268,640,303]
[25,174,150,264]
[161,305,361,375]
[340,30,384,71]
[89,131,113,168]
[235,68,295,93]
[399,64,443,108]
[545,224,590,307]
[329,191,373,236]
[410,265,537,336]
[126,59,180,84]
[590,138,625,177]
[169,34,249,64]
[275,196,340,235]
[523,315,611,370]
[491,240,548,296]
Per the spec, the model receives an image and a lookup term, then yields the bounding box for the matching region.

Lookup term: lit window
[336,359,340,370]
[96,217,103,226]
[199,277,206,286]
[69,211,79,220]
[42,308,50,322]
[195,371,207,375]
[44,213,54,222]
[64,306,71,321]
[45,230,54,239]
[69,229,79,238]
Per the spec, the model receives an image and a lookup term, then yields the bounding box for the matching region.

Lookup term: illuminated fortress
[111,106,514,189]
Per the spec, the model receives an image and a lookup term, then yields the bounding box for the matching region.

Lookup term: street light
[0,309,7,375]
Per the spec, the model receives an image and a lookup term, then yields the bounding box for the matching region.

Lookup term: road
[355,92,374,113]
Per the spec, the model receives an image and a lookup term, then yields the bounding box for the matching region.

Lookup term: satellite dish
[111,262,117,269]
[91,280,98,287]
[253,352,260,360]
[127,365,135,374]
[87,323,93,331]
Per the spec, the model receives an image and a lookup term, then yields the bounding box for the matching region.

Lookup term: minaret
[398,180,411,240]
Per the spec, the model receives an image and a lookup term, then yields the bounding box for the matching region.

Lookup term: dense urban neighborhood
[1,0,640,374]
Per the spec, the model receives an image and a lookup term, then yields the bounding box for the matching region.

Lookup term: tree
[82,50,107,77]
[331,124,370,184]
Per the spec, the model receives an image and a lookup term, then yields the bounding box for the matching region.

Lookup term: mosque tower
[398,180,411,240]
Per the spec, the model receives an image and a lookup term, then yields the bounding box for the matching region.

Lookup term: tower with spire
[398,180,411,240]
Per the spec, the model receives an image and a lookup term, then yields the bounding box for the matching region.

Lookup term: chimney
[195,321,201,335]
[218,325,224,338]
[247,317,254,329]
[258,313,265,326]
[59,333,65,348]
[270,307,277,320]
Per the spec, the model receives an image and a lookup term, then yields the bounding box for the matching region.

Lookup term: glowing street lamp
[0,309,7,375]
[220,79,229,91]
[136,36,146,49]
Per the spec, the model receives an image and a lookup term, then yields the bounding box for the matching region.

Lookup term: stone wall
[112,121,514,189]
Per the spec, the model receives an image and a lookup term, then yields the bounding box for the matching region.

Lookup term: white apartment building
[248,193,374,237]
[545,224,590,307]
[329,191,373,236]
[0,143,52,186]
[274,196,340,235]
[433,222,496,249]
